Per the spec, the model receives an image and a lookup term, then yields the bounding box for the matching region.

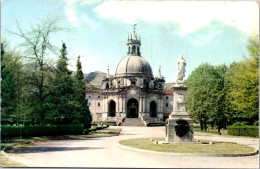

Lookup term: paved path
[6,126,259,168]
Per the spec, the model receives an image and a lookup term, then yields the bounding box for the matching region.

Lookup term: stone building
[86,26,173,125]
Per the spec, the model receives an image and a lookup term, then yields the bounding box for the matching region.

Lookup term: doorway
[150,101,157,117]
[108,100,116,117]
[127,99,139,118]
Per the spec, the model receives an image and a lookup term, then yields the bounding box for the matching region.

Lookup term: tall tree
[11,18,62,124]
[185,63,226,130]
[1,43,26,125]
[74,55,92,128]
[228,34,259,124]
[50,42,76,124]
[1,43,17,124]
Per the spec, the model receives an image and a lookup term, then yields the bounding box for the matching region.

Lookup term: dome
[115,55,153,77]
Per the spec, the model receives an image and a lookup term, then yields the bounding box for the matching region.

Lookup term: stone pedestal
[165,82,193,143]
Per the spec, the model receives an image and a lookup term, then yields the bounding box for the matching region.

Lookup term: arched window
[132,46,136,55]
[128,46,130,54]
[137,47,140,55]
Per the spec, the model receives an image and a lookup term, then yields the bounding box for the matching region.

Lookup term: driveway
[6,126,259,168]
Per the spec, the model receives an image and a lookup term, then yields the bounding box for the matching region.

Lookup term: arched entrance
[108,100,116,117]
[127,99,139,118]
[150,101,157,117]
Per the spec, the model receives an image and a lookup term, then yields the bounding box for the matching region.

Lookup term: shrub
[1,124,84,139]
[147,121,166,127]
[83,126,108,134]
[232,122,242,126]
[227,125,259,137]
[93,121,117,126]
[253,120,259,126]
[241,121,250,126]
[71,119,81,124]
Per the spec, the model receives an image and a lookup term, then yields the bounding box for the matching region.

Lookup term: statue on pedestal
[165,53,193,143]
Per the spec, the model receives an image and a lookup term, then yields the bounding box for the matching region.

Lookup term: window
[132,46,136,55]
[166,96,168,99]
[89,102,91,106]
[166,103,168,107]
[98,103,100,107]
[89,96,91,98]
[98,96,100,98]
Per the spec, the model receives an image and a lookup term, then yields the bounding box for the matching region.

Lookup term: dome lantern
[127,24,141,56]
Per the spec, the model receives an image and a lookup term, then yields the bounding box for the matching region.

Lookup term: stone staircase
[121,118,145,126]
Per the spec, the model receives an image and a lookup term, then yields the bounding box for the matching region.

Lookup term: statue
[176,54,186,82]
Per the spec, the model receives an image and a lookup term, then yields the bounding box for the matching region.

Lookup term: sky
[2,0,259,82]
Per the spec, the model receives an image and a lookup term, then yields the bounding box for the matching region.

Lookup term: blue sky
[2,0,259,82]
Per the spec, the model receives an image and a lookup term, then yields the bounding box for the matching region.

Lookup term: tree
[50,42,76,124]
[185,63,226,131]
[1,43,17,124]
[74,55,92,128]
[1,42,27,125]
[227,34,259,124]
[11,18,62,124]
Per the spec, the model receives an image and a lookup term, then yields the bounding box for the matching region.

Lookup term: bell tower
[127,24,141,56]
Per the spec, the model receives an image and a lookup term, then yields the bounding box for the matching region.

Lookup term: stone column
[165,82,193,143]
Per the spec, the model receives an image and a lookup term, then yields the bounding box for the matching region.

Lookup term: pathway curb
[2,146,31,167]
[118,141,259,157]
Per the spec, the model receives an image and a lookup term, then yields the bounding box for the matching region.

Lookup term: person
[176,54,186,82]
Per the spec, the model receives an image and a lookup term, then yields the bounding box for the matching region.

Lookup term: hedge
[227,125,259,137]
[146,121,166,127]
[92,121,117,126]
[83,126,108,134]
[1,124,84,139]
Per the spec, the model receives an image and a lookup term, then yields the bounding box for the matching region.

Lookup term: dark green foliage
[185,63,227,131]
[175,119,191,137]
[83,126,108,134]
[1,124,84,139]
[227,126,259,137]
[146,121,166,127]
[50,43,76,124]
[253,121,259,126]
[74,56,92,128]
[92,121,117,126]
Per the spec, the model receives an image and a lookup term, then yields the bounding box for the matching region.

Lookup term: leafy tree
[1,43,27,125]
[227,34,259,124]
[74,55,92,128]
[11,18,62,124]
[1,43,17,123]
[185,63,226,131]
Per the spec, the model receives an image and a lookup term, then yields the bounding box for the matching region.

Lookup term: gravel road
[6,126,259,168]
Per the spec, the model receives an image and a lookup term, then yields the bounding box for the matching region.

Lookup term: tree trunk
[200,120,203,130]
[203,120,207,130]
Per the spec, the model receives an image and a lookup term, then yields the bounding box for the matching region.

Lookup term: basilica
[86,26,174,126]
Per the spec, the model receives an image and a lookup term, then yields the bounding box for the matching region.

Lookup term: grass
[0,151,27,167]
[119,137,256,154]
[0,127,121,167]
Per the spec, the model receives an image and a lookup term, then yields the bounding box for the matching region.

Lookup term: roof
[86,86,102,94]
[115,55,153,77]
[163,88,173,95]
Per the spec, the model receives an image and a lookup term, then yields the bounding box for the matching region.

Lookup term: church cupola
[127,24,141,56]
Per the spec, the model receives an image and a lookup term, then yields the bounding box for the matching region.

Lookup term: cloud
[94,1,259,35]
[60,0,103,5]
[64,5,100,29]
[64,6,80,27]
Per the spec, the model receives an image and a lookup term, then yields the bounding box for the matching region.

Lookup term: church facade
[86,26,174,125]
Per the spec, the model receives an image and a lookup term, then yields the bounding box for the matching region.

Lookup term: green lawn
[119,137,256,154]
